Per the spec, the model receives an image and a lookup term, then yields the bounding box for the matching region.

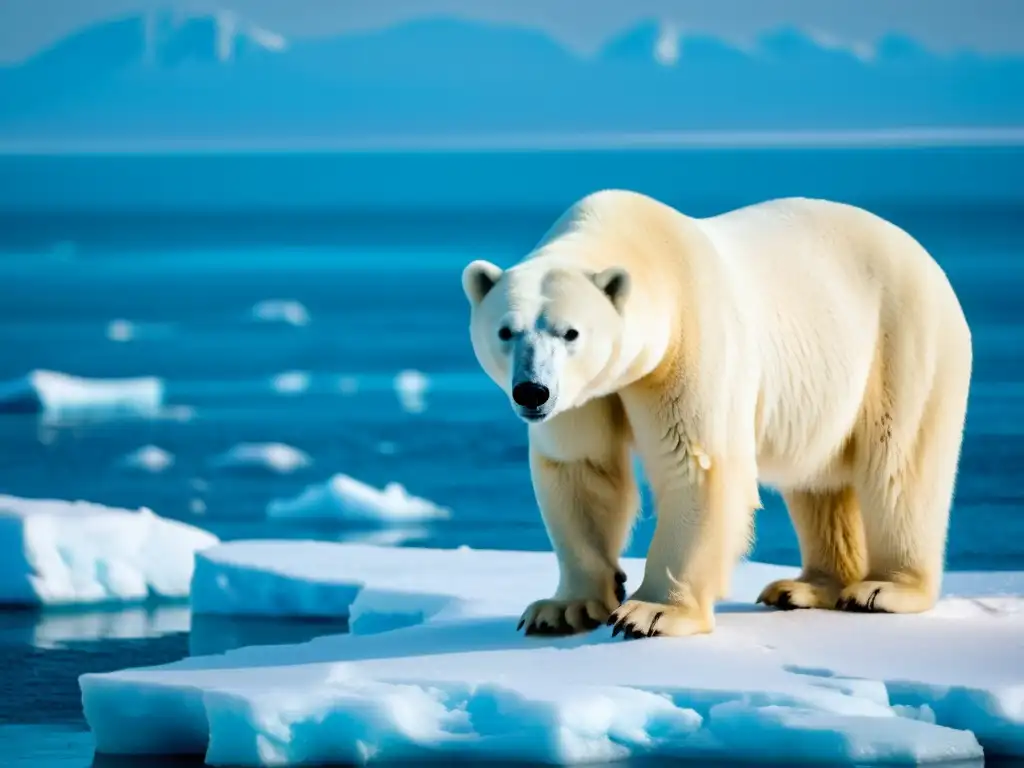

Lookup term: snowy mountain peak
[654,22,680,66]
[142,7,287,66]
[803,27,876,62]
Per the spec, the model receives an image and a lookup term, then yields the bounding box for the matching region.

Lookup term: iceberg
[117,445,175,473]
[250,300,310,327]
[0,495,217,606]
[208,443,312,475]
[82,542,1024,765]
[0,370,164,422]
[265,474,450,523]
[393,369,429,413]
[270,371,310,395]
[105,319,135,342]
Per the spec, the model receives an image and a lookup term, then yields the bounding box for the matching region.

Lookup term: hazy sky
[1,0,1022,63]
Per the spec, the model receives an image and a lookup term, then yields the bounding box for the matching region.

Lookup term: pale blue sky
[1,0,1023,63]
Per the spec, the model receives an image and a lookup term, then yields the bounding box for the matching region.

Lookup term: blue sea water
[1,163,1023,765]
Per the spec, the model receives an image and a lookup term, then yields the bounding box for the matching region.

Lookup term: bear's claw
[606,599,713,639]
[835,585,889,613]
[609,609,664,640]
[614,569,627,603]
[517,598,613,636]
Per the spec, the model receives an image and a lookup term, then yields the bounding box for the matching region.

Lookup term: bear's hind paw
[756,578,840,611]
[835,580,936,614]
[517,598,611,636]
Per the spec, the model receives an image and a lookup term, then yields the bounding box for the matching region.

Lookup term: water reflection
[1,604,351,766]
[0,605,192,650]
[0,603,351,657]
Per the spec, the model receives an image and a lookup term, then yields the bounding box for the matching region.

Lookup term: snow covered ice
[0,369,164,422]
[0,495,217,606]
[266,474,450,523]
[83,542,1024,766]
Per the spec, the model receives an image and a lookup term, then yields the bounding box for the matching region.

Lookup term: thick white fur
[461,190,973,639]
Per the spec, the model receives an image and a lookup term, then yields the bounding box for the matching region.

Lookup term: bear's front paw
[607,599,713,639]
[517,598,613,636]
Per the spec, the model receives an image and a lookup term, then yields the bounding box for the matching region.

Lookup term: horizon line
[4,4,1024,66]
[2,127,1024,155]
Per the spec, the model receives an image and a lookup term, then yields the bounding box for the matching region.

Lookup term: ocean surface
[1,180,1023,765]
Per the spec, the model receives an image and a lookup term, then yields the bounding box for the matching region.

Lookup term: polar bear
[461,190,972,640]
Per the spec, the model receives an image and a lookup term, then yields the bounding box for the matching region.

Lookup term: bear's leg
[757,487,866,610]
[606,447,758,639]
[518,413,639,636]
[837,371,969,614]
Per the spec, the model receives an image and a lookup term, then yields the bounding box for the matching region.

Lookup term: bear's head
[461,258,630,424]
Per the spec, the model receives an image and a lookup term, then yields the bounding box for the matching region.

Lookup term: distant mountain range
[1,9,1022,144]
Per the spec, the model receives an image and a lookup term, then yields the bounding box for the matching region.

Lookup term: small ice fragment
[394,369,429,413]
[119,445,174,473]
[250,299,310,327]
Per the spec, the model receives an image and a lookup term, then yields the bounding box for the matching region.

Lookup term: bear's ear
[592,267,631,312]
[462,260,504,306]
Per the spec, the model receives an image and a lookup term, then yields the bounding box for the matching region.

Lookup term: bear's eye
[563,328,579,342]
[498,326,513,341]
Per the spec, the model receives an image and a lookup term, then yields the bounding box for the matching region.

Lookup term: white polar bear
[461,190,972,640]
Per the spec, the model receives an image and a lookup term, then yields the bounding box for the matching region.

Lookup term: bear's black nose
[512,382,550,409]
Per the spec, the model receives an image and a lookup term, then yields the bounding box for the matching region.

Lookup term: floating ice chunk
[192,543,768,631]
[83,543,1024,766]
[106,319,135,342]
[271,371,309,395]
[394,369,428,413]
[105,320,174,344]
[163,404,196,423]
[0,495,217,606]
[266,475,449,524]
[192,540,480,623]
[250,300,309,327]
[209,443,311,475]
[0,370,164,421]
[118,445,175,473]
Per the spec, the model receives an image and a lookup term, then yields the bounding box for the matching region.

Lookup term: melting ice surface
[83,542,1024,766]
[0,495,217,606]
[266,474,450,523]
